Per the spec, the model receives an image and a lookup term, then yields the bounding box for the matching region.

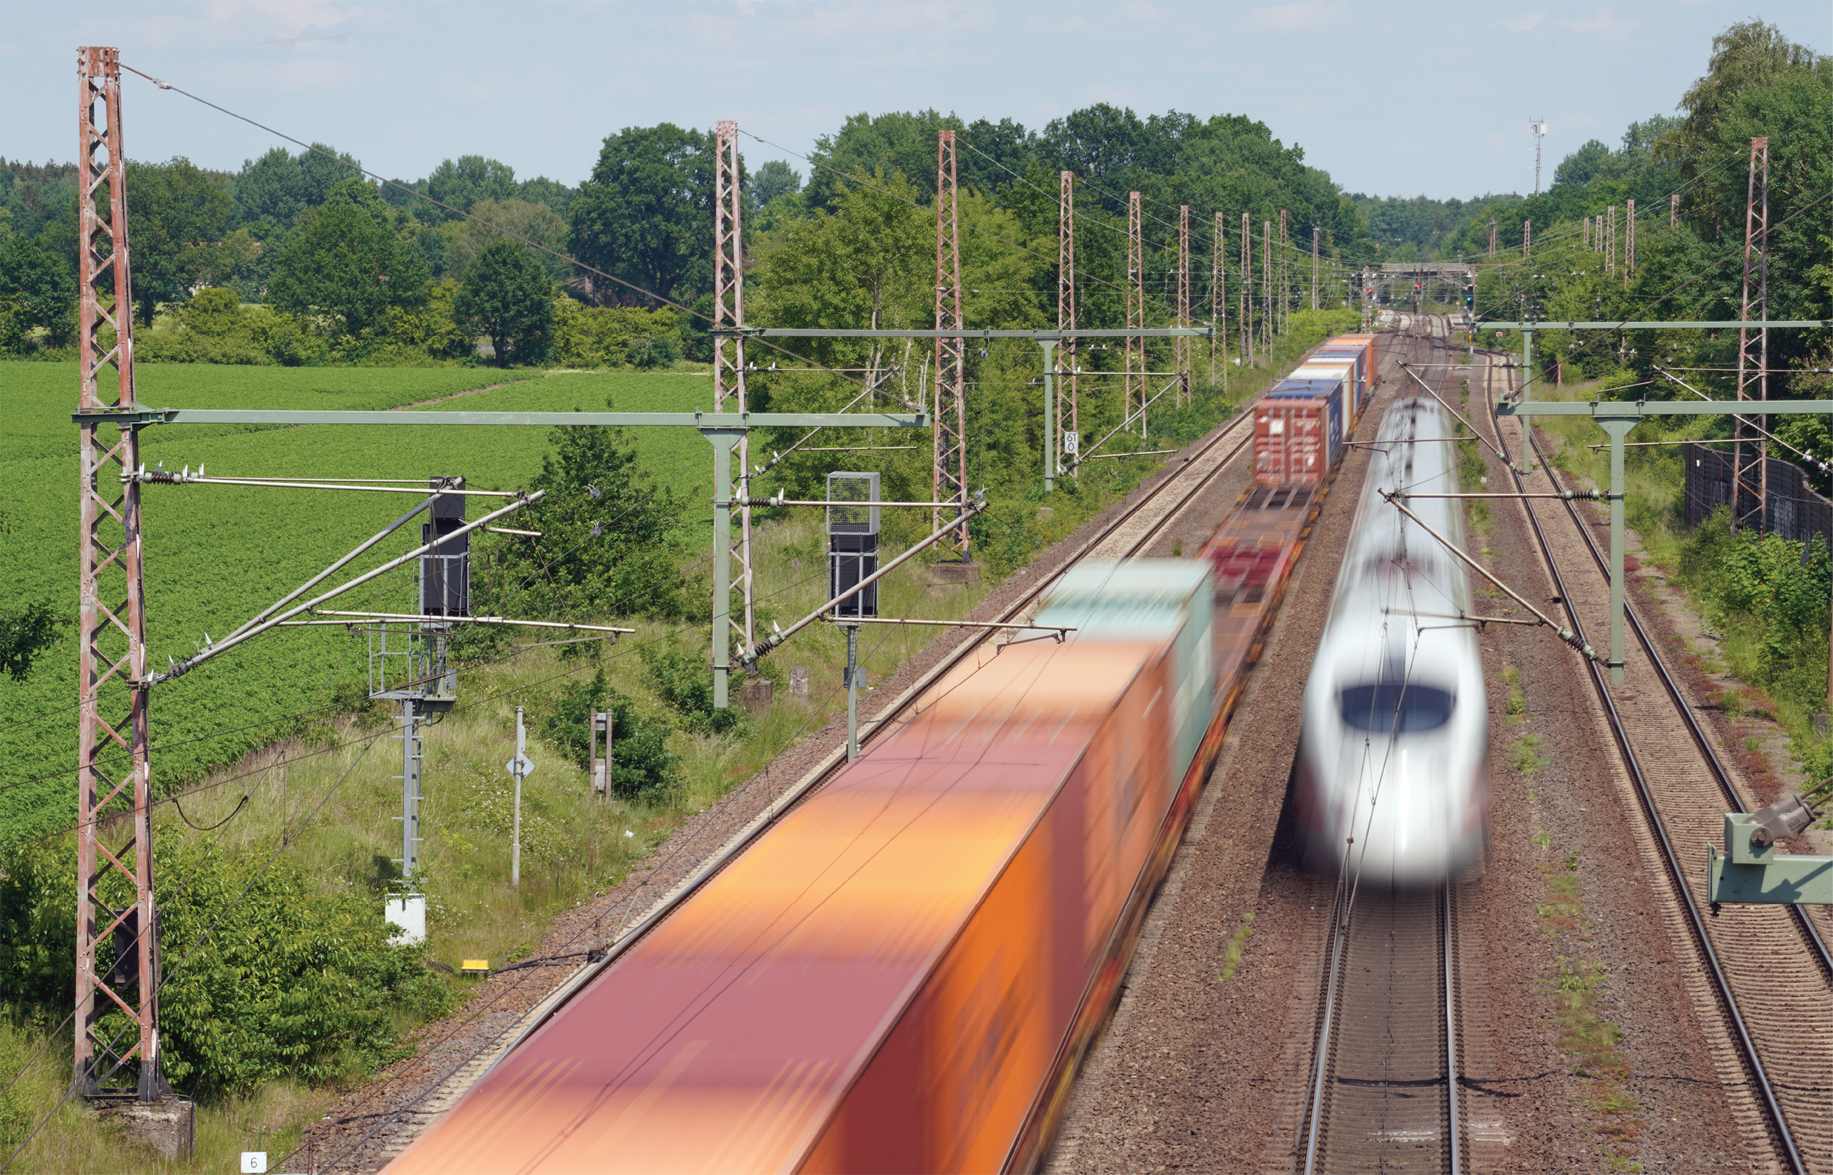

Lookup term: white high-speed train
[1295,393,1491,887]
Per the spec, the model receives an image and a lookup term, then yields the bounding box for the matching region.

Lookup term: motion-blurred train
[1294,393,1491,887]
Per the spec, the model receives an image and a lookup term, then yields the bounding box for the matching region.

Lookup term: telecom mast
[1529,119,1548,195]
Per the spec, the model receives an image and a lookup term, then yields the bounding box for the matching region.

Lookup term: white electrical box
[385,894,426,945]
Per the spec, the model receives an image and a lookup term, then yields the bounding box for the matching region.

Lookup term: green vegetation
[1532,849,1647,1171]
[1215,912,1255,983]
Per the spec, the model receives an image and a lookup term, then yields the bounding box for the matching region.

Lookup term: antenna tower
[1530,118,1547,195]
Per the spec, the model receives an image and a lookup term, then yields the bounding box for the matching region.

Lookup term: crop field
[0,362,717,843]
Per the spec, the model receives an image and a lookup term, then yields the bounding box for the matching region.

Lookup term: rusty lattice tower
[1211,211,1227,388]
[1311,225,1320,312]
[1261,220,1272,346]
[933,131,969,556]
[1733,137,1770,533]
[711,120,753,651]
[1278,209,1289,336]
[1625,199,1636,287]
[1176,204,1190,404]
[1057,170,1077,461]
[1126,191,1144,432]
[1240,212,1252,363]
[73,45,165,1104]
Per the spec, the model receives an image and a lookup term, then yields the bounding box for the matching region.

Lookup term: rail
[1483,346,1810,1174]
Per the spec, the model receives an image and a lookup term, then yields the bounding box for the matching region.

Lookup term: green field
[0,363,718,842]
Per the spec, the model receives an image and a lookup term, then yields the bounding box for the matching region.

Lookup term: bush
[641,642,741,735]
[1679,509,1831,695]
[549,299,683,369]
[0,834,450,1099]
[543,668,680,804]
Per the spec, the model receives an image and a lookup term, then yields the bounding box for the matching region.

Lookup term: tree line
[0,99,1402,370]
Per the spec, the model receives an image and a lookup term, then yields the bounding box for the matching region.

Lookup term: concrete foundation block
[926,562,981,588]
[740,677,773,714]
[105,1097,194,1159]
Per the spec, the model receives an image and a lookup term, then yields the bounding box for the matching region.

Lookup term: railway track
[1290,315,1472,1175]
[1296,883,1466,1173]
[1478,346,1833,1173]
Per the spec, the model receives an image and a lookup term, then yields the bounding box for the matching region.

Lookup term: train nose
[1340,746,1459,889]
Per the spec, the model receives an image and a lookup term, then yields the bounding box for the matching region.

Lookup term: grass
[1214,913,1255,983]
[0,362,712,842]
[1531,847,1647,1171]
[1513,733,1550,779]
[1502,666,1528,725]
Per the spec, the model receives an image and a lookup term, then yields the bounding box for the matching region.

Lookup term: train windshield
[1338,683,1455,732]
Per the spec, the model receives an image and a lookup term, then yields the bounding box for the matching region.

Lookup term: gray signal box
[827,472,878,620]
[420,475,469,620]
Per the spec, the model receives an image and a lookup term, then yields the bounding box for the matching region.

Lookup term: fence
[1685,442,1833,554]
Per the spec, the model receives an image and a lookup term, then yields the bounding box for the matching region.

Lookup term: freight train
[1294,392,1491,887]
[382,333,1385,1175]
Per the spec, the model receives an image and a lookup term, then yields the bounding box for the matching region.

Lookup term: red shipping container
[1254,397,1334,488]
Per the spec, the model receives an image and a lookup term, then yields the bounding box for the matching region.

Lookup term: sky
[1,1,1827,202]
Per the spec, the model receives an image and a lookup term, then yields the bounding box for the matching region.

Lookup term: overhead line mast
[73,45,167,1112]
[712,120,754,658]
[1058,170,1078,465]
[933,130,970,558]
[1733,137,1770,533]
[1240,212,1252,363]
[1177,205,1191,405]
[1212,211,1227,391]
[1126,191,1144,433]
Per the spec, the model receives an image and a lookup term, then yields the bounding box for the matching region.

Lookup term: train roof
[1034,561,1211,632]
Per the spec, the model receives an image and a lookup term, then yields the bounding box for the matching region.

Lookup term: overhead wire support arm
[1397,363,1509,464]
[148,492,544,686]
[1378,490,1597,660]
[741,499,989,666]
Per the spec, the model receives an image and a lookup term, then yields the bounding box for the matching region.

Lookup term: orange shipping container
[384,641,1175,1175]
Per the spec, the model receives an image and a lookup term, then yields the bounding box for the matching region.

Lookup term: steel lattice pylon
[73,46,165,1103]
[1606,204,1617,277]
[1311,225,1320,311]
[1523,219,1531,258]
[933,131,969,556]
[1261,220,1272,348]
[1733,137,1769,533]
[1625,199,1636,285]
[712,121,754,651]
[1284,217,1295,330]
[1126,191,1144,433]
[1175,205,1190,404]
[1211,212,1227,390]
[1057,170,1077,468]
[1240,212,1252,363]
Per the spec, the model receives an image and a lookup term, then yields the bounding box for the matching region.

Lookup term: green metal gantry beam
[76,405,929,709]
[1494,398,1833,686]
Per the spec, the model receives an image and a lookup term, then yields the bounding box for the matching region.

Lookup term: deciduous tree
[455,238,554,366]
[268,178,428,336]
[568,124,716,305]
